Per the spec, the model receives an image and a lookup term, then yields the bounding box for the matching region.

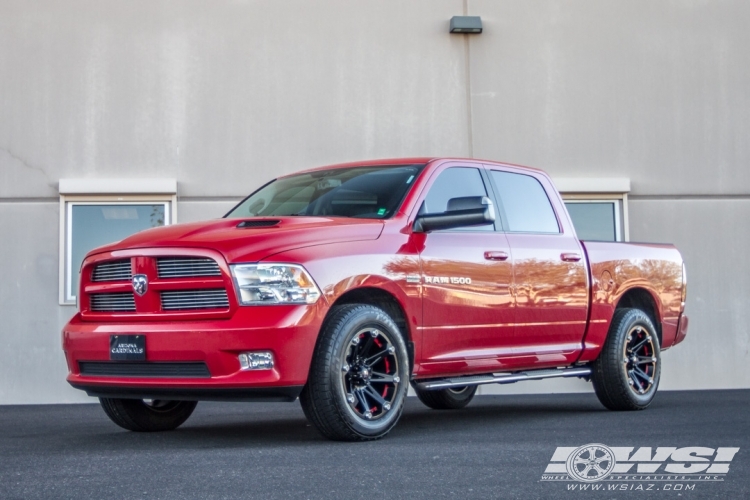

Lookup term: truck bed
[579,240,685,361]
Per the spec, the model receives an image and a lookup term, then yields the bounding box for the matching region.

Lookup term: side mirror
[413,196,496,233]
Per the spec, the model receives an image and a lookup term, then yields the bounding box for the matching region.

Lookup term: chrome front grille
[84,254,231,317]
[90,292,136,312]
[92,260,132,282]
[161,289,229,311]
[157,257,221,278]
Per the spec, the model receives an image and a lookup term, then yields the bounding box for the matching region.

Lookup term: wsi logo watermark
[541,444,739,491]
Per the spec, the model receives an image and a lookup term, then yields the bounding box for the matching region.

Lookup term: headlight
[230,263,321,305]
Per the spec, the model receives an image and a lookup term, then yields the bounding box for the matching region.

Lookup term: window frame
[58,179,178,306]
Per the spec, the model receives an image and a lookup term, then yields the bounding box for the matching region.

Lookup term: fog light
[238,352,274,370]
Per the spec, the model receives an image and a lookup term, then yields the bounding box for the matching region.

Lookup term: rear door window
[489,171,559,233]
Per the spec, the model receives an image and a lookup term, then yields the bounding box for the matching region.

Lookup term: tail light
[681,262,687,310]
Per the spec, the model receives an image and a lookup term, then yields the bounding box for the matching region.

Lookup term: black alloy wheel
[341,327,402,421]
[623,324,658,395]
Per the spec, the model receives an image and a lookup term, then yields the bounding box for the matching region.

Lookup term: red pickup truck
[62,158,688,441]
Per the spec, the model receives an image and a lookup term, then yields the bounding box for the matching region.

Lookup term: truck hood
[89,217,385,263]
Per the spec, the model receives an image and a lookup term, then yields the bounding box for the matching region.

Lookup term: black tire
[592,308,661,411]
[412,384,477,410]
[300,304,410,441]
[99,398,197,432]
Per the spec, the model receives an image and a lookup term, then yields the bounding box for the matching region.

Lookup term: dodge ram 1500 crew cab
[62,158,688,441]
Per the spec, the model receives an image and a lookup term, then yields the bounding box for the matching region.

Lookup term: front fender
[261,233,423,367]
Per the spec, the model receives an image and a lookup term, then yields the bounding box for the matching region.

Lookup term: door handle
[561,252,582,262]
[484,251,509,261]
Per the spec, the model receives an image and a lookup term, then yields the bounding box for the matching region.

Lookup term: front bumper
[69,384,304,402]
[62,304,324,401]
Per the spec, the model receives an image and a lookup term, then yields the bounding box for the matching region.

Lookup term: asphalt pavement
[1,390,748,499]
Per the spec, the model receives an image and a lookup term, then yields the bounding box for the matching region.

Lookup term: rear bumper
[672,313,689,347]
[62,303,325,400]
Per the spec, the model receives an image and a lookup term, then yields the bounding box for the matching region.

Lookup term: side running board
[414,366,592,391]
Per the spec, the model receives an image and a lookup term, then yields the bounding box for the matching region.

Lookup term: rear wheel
[412,384,477,410]
[592,308,661,411]
[300,304,409,441]
[99,398,197,432]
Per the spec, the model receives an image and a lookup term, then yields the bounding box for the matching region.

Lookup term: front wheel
[592,308,661,411]
[300,304,410,441]
[412,384,477,410]
[99,398,197,431]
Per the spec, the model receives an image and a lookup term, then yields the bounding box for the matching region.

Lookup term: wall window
[58,179,177,305]
[564,199,622,241]
[552,177,630,242]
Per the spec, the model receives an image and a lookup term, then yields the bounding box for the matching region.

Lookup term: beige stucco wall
[1,0,747,403]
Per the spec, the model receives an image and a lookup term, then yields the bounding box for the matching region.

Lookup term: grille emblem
[132,274,148,296]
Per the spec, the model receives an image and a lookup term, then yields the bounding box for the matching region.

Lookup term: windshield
[226,164,425,219]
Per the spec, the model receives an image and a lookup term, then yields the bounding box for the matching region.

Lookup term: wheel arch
[329,287,412,343]
[614,287,662,345]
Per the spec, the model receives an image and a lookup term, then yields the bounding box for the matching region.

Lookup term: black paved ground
[1,390,748,500]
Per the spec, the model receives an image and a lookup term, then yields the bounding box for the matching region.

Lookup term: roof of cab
[287,157,544,176]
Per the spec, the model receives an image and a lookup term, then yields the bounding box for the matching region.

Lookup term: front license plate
[110,335,146,361]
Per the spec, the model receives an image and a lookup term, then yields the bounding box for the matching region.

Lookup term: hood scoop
[236,219,280,229]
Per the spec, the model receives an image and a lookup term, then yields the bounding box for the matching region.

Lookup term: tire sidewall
[100,398,197,431]
[445,386,477,403]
